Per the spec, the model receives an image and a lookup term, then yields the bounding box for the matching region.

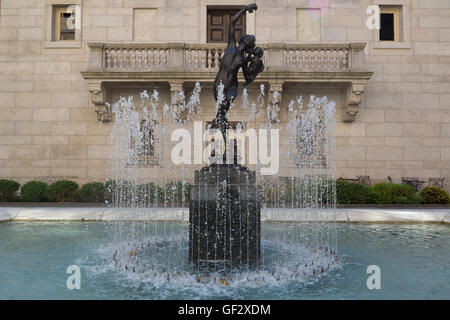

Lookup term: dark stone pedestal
[189,164,261,269]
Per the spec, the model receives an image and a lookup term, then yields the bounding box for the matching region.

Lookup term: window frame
[45,0,82,49]
[371,0,411,50]
[128,119,160,168]
[53,5,76,41]
[379,6,400,42]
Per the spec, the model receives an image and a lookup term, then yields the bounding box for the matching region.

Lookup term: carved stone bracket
[343,81,367,122]
[88,81,111,122]
[267,80,284,123]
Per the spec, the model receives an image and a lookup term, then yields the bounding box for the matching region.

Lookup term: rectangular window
[53,5,76,41]
[207,7,246,43]
[294,116,327,168]
[379,6,400,42]
[129,119,159,167]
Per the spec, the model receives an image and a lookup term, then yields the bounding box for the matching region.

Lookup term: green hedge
[336,180,372,204]
[45,180,79,202]
[259,180,336,207]
[2,178,448,206]
[419,186,450,204]
[0,179,20,202]
[76,182,106,203]
[104,180,191,206]
[370,182,420,205]
[20,181,48,202]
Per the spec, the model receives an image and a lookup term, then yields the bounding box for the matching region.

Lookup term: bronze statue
[212,3,264,138]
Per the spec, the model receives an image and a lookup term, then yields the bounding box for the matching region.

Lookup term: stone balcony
[81,42,373,122]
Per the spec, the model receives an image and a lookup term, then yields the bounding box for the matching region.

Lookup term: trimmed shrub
[370,183,420,205]
[336,180,372,204]
[136,182,161,206]
[77,182,106,203]
[45,180,79,202]
[164,181,191,206]
[104,179,134,206]
[419,186,450,204]
[260,180,336,208]
[20,181,48,202]
[259,183,281,207]
[0,179,20,202]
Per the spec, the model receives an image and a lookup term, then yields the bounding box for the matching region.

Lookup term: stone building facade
[0,0,449,190]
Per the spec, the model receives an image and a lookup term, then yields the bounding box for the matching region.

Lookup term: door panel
[207,8,246,43]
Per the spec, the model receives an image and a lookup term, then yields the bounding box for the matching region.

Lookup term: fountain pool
[0,221,448,300]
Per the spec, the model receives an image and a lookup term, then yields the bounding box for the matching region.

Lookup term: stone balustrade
[87,42,366,72]
[83,42,372,123]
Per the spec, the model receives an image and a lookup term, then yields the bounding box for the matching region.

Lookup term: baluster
[155,49,161,69]
[314,50,319,70]
[287,50,293,67]
[194,50,200,69]
[140,49,145,69]
[343,49,348,69]
[136,49,141,69]
[326,49,331,70]
[117,48,122,69]
[200,49,206,69]
[126,49,131,69]
[207,49,212,70]
[330,49,335,70]
[295,49,301,69]
[214,50,220,70]
[105,49,111,69]
[159,49,166,69]
[320,49,324,71]
[308,49,313,70]
[150,49,156,69]
[185,50,191,69]
[300,50,305,70]
[130,49,135,69]
[163,49,168,68]
[143,49,148,69]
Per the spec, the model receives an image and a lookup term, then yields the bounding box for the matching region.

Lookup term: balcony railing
[86,42,367,74]
[82,42,373,123]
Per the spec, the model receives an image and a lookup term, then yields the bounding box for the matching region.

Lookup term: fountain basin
[0,221,448,299]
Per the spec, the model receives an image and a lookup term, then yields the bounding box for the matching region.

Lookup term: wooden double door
[207,8,246,43]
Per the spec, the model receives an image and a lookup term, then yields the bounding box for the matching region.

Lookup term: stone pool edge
[0,207,449,224]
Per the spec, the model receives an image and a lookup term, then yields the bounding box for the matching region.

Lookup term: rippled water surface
[0,221,448,299]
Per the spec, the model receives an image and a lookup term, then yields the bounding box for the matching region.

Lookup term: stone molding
[82,42,373,122]
[344,81,367,122]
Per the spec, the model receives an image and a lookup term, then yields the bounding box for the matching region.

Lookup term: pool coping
[0,207,449,224]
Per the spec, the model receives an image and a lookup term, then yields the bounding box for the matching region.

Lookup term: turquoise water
[0,221,448,299]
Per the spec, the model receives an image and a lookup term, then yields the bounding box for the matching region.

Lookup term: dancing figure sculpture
[212,3,264,140]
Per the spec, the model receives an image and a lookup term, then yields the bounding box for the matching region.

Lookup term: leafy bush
[45,180,79,202]
[163,181,191,205]
[259,183,281,207]
[76,182,106,203]
[104,180,190,207]
[20,181,48,202]
[104,179,134,206]
[370,183,420,205]
[336,180,372,204]
[0,179,20,202]
[419,186,450,204]
[260,180,336,207]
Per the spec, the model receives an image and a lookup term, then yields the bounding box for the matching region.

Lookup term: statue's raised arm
[228,3,258,46]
